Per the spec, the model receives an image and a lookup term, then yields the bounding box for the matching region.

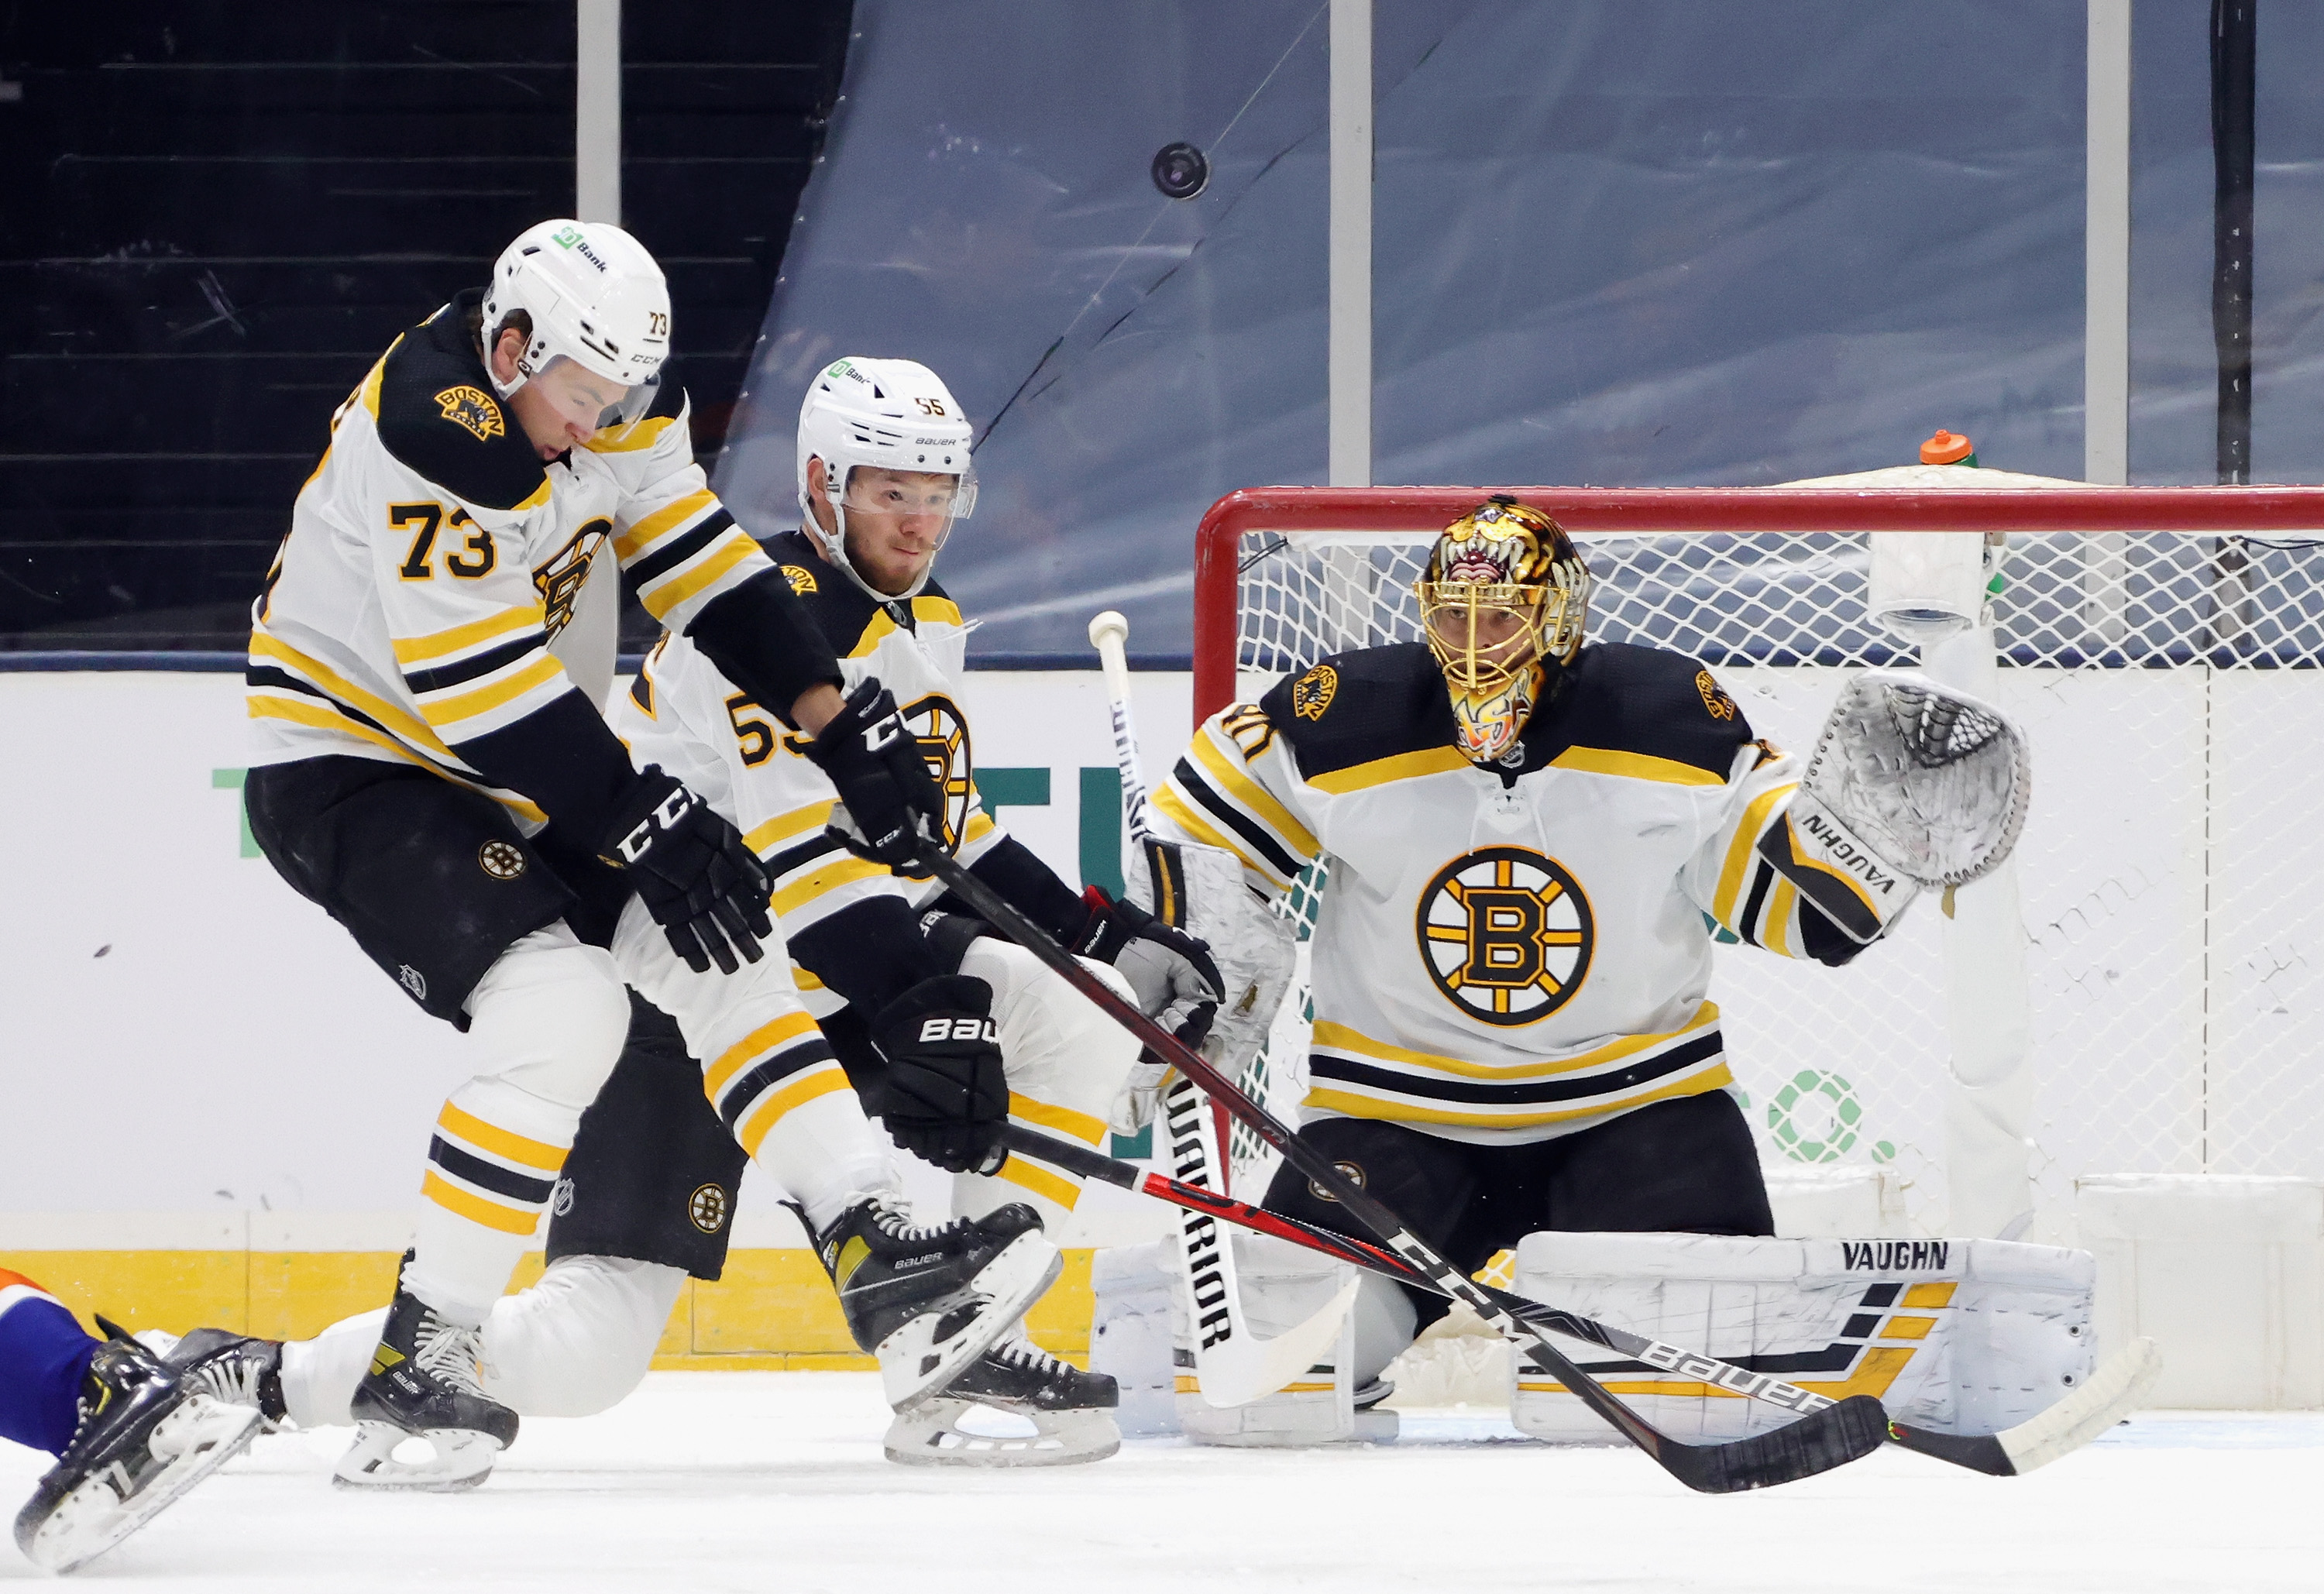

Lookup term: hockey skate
[12,1323,264,1574]
[885,1328,1120,1467]
[335,1267,517,1492]
[162,1327,289,1430]
[814,1194,1061,1410]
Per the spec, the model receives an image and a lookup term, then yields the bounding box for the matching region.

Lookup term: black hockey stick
[1002,1122,2160,1477]
[916,843,1889,1493]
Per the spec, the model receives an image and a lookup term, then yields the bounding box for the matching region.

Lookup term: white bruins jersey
[615,530,1003,1015]
[1154,641,1882,1146]
[248,291,785,825]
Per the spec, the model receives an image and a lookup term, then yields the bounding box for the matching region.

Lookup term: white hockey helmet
[480,218,671,429]
[796,356,977,601]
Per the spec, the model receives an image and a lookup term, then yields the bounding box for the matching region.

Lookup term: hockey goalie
[1144,496,2076,1446]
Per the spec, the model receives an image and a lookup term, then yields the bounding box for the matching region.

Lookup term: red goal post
[1186,482,2324,1232]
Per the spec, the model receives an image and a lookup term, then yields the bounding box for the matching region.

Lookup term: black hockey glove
[806,679,945,878]
[1072,888,1222,1049]
[869,975,1009,1175]
[602,767,772,976]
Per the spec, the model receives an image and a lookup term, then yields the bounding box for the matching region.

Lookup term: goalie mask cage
[1191,482,2324,1238]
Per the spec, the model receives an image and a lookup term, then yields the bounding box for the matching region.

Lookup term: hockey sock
[952,1092,1107,1232]
[733,1071,896,1234]
[0,1273,99,1455]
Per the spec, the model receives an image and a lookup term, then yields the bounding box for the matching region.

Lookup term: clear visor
[838,464,978,524]
[529,354,661,437]
[1418,582,1551,691]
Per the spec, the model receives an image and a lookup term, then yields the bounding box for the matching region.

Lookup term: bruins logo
[687,1183,730,1235]
[435,385,506,442]
[477,840,527,881]
[1415,846,1593,1025]
[902,694,975,853]
[1291,664,1338,721]
[782,564,817,595]
[533,518,612,641]
[1696,669,1738,722]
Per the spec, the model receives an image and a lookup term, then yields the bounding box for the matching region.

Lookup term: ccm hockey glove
[871,976,1009,1174]
[808,679,945,876]
[603,768,772,976]
[1073,889,1222,1049]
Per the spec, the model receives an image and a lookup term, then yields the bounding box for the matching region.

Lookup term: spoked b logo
[1414,845,1593,1025]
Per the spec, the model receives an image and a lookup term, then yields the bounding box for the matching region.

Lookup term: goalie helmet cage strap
[1191,485,2324,719]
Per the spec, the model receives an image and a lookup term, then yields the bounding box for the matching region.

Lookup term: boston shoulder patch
[1696,669,1738,722]
[435,385,505,442]
[781,564,817,595]
[1291,663,1338,721]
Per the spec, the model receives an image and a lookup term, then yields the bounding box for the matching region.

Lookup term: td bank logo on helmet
[550,224,610,273]
[1414,845,1593,1025]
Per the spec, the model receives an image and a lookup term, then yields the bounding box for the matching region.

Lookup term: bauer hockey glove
[808,680,946,878]
[602,768,773,976]
[870,976,1009,1174]
[1073,889,1222,1049]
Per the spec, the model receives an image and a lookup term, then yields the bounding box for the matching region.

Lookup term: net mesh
[1219,514,2324,1237]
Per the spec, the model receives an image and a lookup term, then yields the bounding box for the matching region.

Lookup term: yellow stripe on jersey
[421,1170,540,1235]
[1549,746,1727,788]
[1714,782,1799,925]
[437,1102,569,1172]
[1009,1093,1109,1146]
[414,654,566,730]
[1152,785,1284,889]
[995,1156,1081,1211]
[356,348,391,418]
[742,800,837,859]
[1764,878,1797,957]
[734,1063,851,1162]
[836,595,971,661]
[1310,1003,1720,1082]
[579,414,677,455]
[638,532,761,623]
[390,603,545,668]
[1305,1060,1733,1131]
[1306,744,1473,795]
[244,696,548,826]
[614,487,718,562]
[913,596,964,627]
[512,477,553,514]
[772,855,890,917]
[961,809,997,847]
[1189,728,1320,859]
[251,631,458,759]
[702,1010,823,1103]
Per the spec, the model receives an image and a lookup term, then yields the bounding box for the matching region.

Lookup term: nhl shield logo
[397,964,428,1001]
[1415,845,1593,1025]
[435,384,506,442]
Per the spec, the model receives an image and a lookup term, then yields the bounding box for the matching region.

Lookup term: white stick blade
[1996,1335,2162,1473]
[1191,1276,1359,1408]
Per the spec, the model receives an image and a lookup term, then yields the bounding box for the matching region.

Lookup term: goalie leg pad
[1509,1232,2095,1444]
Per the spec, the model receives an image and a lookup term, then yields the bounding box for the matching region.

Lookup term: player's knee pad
[462,922,629,1114]
[1508,1232,2095,1444]
[957,940,1140,1124]
[479,1255,687,1418]
[1171,1232,1405,1448]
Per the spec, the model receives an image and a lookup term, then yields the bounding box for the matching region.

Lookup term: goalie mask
[1417,496,1590,763]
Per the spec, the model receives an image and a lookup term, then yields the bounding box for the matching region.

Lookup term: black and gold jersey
[1154,641,1870,1145]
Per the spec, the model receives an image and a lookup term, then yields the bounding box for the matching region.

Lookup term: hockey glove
[602,768,772,976]
[1073,888,1222,1049]
[870,976,1009,1175]
[807,679,945,878]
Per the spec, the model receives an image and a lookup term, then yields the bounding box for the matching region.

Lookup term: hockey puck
[1151,141,1209,201]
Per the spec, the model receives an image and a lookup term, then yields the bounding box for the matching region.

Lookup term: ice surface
[2,1374,2315,1591]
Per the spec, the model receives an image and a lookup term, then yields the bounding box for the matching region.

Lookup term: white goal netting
[1210,476,2324,1241]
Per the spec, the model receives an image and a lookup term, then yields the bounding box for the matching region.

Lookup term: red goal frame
[1189,484,2324,720]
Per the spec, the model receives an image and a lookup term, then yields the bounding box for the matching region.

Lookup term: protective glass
[531,355,661,435]
[839,464,978,524]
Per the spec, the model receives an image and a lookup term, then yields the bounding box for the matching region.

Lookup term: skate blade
[883,1398,1120,1469]
[331,1421,501,1492]
[876,1231,1064,1410]
[25,1395,263,1574]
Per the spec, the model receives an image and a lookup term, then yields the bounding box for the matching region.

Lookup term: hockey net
[1194,474,2324,1240]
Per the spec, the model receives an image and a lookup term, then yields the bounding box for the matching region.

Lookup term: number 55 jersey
[1152,641,1900,1146]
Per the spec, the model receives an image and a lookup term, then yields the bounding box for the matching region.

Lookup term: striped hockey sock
[404,1083,576,1326]
[703,1012,890,1234]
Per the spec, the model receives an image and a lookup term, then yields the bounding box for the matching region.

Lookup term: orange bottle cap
[1920,429,1975,465]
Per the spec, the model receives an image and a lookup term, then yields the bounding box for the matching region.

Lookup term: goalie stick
[1088,608,1353,1408]
[1001,1122,2163,1478]
[913,840,1889,1493]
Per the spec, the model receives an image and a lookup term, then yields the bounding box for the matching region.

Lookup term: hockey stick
[1002,1122,2161,1477]
[1088,609,1353,1407]
[918,842,1889,1492]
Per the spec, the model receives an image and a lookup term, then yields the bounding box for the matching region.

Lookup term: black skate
[337,1266,516,1492]
[885,1330,1121,1468]
[165,1328,288,1429]
[813,1195,1061,1409]
[12,1323,263,1574]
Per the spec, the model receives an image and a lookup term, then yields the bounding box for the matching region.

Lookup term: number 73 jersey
[1152,640,1897,1146]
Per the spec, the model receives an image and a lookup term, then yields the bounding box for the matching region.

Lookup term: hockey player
[205,358,1221,1471]
[2,1269,260,1572]
[241,224,1050,1483]
[1150,496,1930,1440]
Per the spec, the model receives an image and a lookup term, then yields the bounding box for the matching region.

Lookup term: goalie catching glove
[603,768,772,975]
[871,975,1010,1174]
